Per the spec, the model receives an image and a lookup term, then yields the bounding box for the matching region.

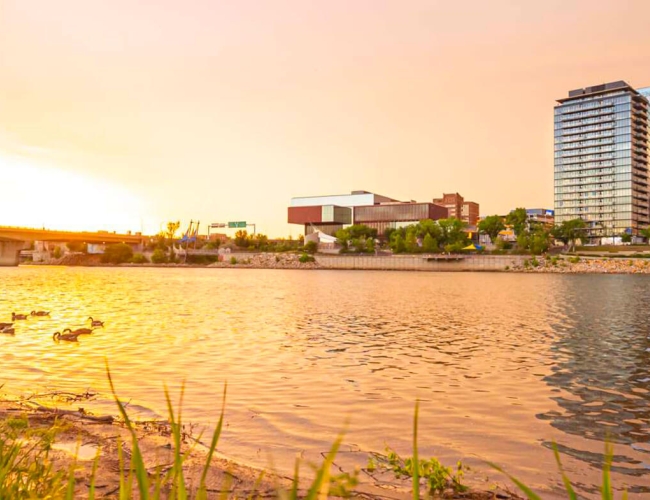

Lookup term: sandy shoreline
[0,391,523,499]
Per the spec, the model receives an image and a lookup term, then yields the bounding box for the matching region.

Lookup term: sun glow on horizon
[0,154,151,234]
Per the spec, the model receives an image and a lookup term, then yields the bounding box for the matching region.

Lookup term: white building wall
[290,193,377,208]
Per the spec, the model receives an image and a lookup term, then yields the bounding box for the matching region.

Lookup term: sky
[2,0,650,237]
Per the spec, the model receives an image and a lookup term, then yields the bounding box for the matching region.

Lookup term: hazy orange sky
[2,0,650,237]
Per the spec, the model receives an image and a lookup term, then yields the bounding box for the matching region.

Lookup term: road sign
[228,221,247,228]
[210,223,226,228]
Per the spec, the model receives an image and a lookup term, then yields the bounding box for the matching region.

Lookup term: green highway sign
[228,221,247,228]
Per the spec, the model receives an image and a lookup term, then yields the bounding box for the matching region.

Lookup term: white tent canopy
[305,230,338,244]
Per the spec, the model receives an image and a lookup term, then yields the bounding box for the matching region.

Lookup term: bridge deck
[0,225,145,244]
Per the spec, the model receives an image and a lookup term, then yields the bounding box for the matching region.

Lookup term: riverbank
[0,393,521,499]
[23,251,650,274]
[509,254,650,274]
[0,395,286,499]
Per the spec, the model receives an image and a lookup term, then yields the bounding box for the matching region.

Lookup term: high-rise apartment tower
[554,81,650,241]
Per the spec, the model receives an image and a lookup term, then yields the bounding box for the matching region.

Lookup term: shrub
[568,256,581,264]
[186,255,218,265]
[101,243,133,264]
[299,253,315,263]
[52,246,63,259]
[304,241,318,254]
[495,238,512,251]
[151,248,168,264]
[530,257,540,267]
[504,265,510,271]
[230,256,238,265]
[131,253,148,264]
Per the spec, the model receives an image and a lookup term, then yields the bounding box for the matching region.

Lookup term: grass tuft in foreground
[0,414,68,499]
[367,400,467,497]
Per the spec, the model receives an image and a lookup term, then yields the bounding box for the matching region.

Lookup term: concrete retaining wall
[0,240,27,266]
[314,254,527,271]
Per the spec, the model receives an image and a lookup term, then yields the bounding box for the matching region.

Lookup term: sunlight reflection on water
[1,267,649,498]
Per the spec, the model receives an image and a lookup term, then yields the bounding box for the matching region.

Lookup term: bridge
[0,226,145,266]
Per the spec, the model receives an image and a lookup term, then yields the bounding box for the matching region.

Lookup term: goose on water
[53,331,80,342]
[88,317,104,327]
[31,310,50,316]
[63,327,94,335]
[12,313,28,320]
[0,322,13,329]
[1,327,15,335]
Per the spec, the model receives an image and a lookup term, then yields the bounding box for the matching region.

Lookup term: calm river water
[1,267,650,497]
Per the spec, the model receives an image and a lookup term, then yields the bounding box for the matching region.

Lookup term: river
[1,266,649,497]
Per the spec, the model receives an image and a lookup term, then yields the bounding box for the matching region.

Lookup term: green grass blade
[117,438,127,500]
[164,382,188,500]
[105,359,150,500]
[552,443,577,500]
[64,448,77,500]
[307,432,345,500]
[602,441,613,500]
[487,462,542,500]
[88,447,100,500]
[199,383,228,496]
[412,400,420,500]
[290,455,300,500]
[249,469,267,500]
[219,470,233,500]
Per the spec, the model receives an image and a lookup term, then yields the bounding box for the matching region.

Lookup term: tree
[506,208,528,236]
[335,225,377,253]
[335,229,349,252]
[438,218,468,247]
[234,230,249,248]
[621,232,632,243]
[151,248,168,263]
[255,233,269,250]
[478,215,505,244]
[640,227,650,243]
[552,218,586,252]
[166,221,180,260]
[416,219,442,241]
[390,234,406,254]
[422,233,438,253]
[101,243,134,264]
[405,230,419,253]
[529,227,551,255]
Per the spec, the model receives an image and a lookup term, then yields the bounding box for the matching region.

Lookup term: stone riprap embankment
[208,252,320,269]
[510,256,650,274]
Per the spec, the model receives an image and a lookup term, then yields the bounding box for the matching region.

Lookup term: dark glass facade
[353,203,447,224]
[554,81,650,239]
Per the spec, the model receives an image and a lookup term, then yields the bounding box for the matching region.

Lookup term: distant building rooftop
[557,80,639,103]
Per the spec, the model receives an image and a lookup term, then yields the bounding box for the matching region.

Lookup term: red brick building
[432,193,479,226]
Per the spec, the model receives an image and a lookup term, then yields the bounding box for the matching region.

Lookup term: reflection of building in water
[537,276,650,476]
